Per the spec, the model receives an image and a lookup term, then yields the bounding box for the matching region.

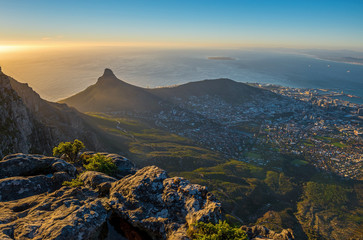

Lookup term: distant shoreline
[300,53,363,66]
[207,57,236,60]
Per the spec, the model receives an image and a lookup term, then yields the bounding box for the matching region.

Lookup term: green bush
[188,220,248,240]
[53,139,85,163]
[83,153,117,175]
[62,178,84,187]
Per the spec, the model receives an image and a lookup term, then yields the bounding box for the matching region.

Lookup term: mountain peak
[102,68,116,78]
[96,68,120,85]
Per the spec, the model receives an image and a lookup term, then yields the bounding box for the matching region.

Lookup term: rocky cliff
[0,67,113,158]
[0,67,47,156]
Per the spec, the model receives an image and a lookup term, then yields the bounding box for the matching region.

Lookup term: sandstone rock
[0,187,108,240]
[0,154,224,239]
[109,166,222,240]
[0,154,76,178]
[0,154,77,201]
[0,172,71,201]
[241,225,294,240]
[79,171,117,189]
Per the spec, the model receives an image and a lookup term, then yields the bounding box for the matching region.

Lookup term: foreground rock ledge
[0,153,222,240]
[109,166,222,240]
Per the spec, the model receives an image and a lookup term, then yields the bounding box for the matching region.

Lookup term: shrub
[83,153,117,175]
[188,220,248,240]
[62,177,84,187]
[53,139,85,163]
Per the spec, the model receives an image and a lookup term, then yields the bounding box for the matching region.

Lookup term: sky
[0,0,363,50]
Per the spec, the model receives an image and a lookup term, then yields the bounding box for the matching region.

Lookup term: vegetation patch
[188,220,248,240]
[83,153,117,175]
[53,139,85,163]
[63,177,84,187]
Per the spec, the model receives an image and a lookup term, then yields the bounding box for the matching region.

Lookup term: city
[116,84,362,180]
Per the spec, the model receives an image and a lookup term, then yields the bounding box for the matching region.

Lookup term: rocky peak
[109,165,222,239]
[103,68,116,78]
[96,68,121,85]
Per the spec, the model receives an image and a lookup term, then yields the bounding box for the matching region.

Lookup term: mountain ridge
[60,68,272,113]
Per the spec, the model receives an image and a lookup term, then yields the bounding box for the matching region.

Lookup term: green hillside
[85,112,363,240]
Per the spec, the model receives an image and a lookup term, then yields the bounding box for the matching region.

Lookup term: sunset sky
[1,0,363,50]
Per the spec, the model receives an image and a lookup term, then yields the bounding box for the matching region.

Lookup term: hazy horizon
[1,46,362,104]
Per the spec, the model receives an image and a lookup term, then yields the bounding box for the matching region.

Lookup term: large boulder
[109,166,222,240]
[0,172,71,201]
[0,154,77,201]
[0,187,108,240]
[0,154,76,178]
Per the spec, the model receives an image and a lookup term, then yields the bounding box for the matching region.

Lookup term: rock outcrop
[0,187,108,240]
[79,170,117,189]
[0,153,76,178]
[0,154,76,201]
[241,225,294,240]
[109,166,221,240]
[0,153,222,240]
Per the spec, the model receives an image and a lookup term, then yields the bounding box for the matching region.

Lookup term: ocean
[1,47,362,104]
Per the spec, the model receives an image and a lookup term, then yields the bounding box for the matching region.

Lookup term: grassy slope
[85,112,362,240]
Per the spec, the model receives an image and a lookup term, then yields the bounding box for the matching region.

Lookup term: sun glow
[0,45,20,52]
[0,45,44,53]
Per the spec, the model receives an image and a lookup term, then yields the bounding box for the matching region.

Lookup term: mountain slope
[150,78,271,104]
[0,67,127,157]
[59,69,163,113]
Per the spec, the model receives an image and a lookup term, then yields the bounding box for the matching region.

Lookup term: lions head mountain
[60,69,163,113]
[60,68,272,113]
[0,67,362,240]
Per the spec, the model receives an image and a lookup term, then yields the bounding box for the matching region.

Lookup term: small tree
[83,153,117,175]
[53,139,85,163]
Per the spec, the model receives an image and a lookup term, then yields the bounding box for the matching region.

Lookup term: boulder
[0,154,76,178]
[0,172,71,201]
[0,187,108,240]
[241,225,295,240]
[79,171,117,195]
[109,166,222,240]
[0,154,77,201]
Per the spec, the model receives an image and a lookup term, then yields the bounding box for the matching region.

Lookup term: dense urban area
[122,84,362,180]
